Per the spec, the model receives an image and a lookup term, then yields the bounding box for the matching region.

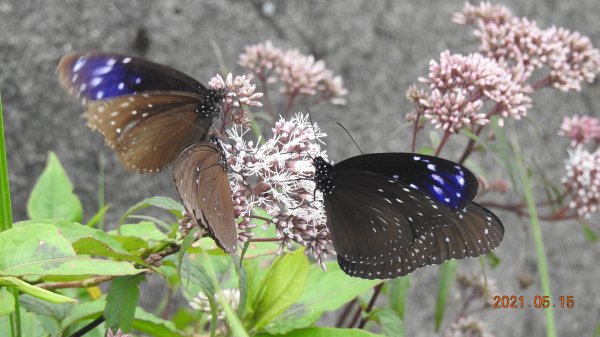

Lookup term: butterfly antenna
[336,121,363,154]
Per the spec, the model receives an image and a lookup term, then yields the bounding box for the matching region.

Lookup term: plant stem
[435,130,452,156]
[358,283,383,329]
[336,298,357,327]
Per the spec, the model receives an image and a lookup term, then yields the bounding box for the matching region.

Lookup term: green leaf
[61,296,105,330]
[388,276,410,320]
[0,287,15,316]
[17,294,72,319]
[264,262,379,334]
[27,151,83,222]
[486,252,502,268]
[112,221,169,243]
[594,320,600,337]
[251,249,309,331]
[85,204,111,228]
[255,327,386,337]
[580,223,598,243]
[118,196,183,224]
[180,261,218,337]
[368,309,404,337]
[0,277,76,304]
[104,275,143,333]
[132,307,185,337]
[0,223,143,277]
[16,219,146,265]
[434,260,457,331]
[0,309,47,337]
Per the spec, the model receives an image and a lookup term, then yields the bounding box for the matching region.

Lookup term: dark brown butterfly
[173,139,238,254]
[58,52,224,173]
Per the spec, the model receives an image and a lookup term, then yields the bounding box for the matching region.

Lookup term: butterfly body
[313,153,504,279]
[58,52,224,173]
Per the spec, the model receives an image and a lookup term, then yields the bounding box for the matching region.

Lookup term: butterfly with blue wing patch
[313,153,504,279]
[58,52,224,173]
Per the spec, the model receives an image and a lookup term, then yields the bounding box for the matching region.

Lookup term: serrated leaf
[0,287,15,315]
[263,262,379,334]
[104,275,143,332]
[118,196,183,224]
[251,249,309,331]
[255,327,386,337]
[435,261,457,331]
[27,151,83,222]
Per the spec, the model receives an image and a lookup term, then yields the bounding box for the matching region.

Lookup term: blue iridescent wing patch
[58,52,206,102]
[335,153,478,210]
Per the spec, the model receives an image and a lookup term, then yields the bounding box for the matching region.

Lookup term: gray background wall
[1,0,599,336]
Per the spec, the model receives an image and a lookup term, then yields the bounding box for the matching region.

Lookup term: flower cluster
[106,329,130,337]
[224,113,334,269]
[454,2,600,90]
[456,273,500,307]
[559,115,600,218]
[239,41,348,107]
[446,317,495,337]
[208,73,263,127]
[562,145,600,218]
[189,288,240,320]
[559,115,600,146]
[418,50,531,133]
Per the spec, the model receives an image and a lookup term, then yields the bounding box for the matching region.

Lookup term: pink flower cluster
[239,41,348,106]
[454,2,600,91]
[560,115,600,218]
[208,73,263,127]
[224,113,334,269]
[559,115,600,147]
[562,146,600,218]
[418,50,531,133]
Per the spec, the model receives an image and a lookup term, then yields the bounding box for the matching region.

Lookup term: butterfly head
[313,156,335,195]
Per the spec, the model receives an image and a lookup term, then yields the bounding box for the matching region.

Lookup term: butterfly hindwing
[336,202,504,279]
[335,153,479,210]
[58,52,206,102]
[173,142,238,254]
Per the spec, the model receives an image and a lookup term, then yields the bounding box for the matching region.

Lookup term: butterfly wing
[86,92,214,173]
[335,153,479,210]
[58,53,223,173]
[322,169,457,269]
[173,142,238,254]
[337,202,504,279]
[58,52,207,101]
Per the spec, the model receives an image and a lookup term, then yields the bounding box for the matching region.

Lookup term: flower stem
[357,283,384,328]
[435,130,452,156]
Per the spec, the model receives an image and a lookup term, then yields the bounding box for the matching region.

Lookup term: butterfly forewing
[336,203,504,279]
[335,153,479,210]
[58,53,224,173]
[58,52,206,101]
[323,170,457,265]
[173,142,237,254]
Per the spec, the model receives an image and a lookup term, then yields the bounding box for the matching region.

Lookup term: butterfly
[312,153,504,279]
[173,138,238,254]
[58,52,224,173]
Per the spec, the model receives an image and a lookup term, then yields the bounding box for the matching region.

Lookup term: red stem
[435,130,452,156]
